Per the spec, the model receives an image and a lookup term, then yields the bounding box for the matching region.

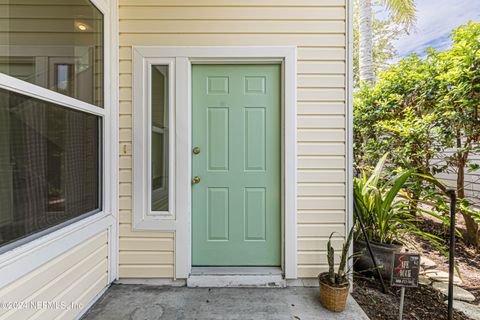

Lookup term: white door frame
[132,46,297,279]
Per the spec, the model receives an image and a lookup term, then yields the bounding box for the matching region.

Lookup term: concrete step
[187,267,286,288]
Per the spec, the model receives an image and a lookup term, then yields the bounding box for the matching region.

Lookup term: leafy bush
[354,21,480,245]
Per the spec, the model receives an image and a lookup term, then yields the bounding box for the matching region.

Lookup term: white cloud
[393,0,480,56]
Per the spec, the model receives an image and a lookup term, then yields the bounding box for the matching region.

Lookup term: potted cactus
[318,227,354,312]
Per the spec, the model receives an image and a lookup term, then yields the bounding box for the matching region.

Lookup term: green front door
[192,64,281,266]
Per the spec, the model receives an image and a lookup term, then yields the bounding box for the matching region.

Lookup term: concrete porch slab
[82,285,369,320]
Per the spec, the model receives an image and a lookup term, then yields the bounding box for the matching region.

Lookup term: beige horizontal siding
[298,170,346,183]
[298,211,345,223]
[298,197,346,210]
[120,252,174,265]
[298,116,345,129]
[120,20,345,33]
[298,183,345,196]
[0,231,109,320]
[298,129,345,142]
[298,265,331,277]
[297,102,346,115]
[119,214,175,278]
[298,156,345,169]
[435,150,480,202]
[119,0,346,6]
[2,0,346,4]
[298,62,345,74]
[119,0,347,279]
[298,89,345,101]
[298,75,345,88]
[120,34,345,47]
[119,265,175,278]
[298,143,345,156]
[119,7,345,20]
[298,237,344,251]
[298,252,341,265]
[298,224,345,237]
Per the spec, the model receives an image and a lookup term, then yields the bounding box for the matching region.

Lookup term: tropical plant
[354,154,448,255]
[354,22,480,246]
[358,0,416,84]
[353,0,405,86]
[325,227,354,287]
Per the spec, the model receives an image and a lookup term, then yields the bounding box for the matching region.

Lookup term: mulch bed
[352,211,480,319]
[413,215,480,292]
[352,276,470,320]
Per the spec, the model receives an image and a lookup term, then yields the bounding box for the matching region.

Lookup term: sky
[388,0,480,57]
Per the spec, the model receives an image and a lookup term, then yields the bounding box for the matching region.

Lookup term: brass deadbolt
[193,147,201,155]
[192,176,201,184]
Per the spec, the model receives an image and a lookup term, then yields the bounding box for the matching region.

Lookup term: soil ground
[352,276,470,320]
[352,211,480,320]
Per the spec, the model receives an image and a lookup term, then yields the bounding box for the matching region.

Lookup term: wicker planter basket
[318,273,349,312]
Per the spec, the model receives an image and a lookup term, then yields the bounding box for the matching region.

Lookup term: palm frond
[382,0,416,27]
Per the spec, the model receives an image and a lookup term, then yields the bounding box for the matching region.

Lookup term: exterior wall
[0,231,109,320]
[436,151,480,202]
[119,0,349,278]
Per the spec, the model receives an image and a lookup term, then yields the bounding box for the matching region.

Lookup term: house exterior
[436,153,480,203]
[0,0,353,318]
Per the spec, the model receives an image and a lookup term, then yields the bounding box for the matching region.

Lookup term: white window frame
[132,46,297,280]
[0,0,118,289]
[133,58,176,230]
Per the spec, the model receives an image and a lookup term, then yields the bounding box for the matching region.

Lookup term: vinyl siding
[0,231,109,320]
[435,150,480,203]
[118,120,175,278]
[119,0,348,278]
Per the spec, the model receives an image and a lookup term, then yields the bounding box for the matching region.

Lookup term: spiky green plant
[324,227,355,287]
[354,153,449,257]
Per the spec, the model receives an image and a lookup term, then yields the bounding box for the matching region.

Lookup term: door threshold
[187,267,285,288]
[191,267,282,275]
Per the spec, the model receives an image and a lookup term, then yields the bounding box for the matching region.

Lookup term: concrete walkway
[82,285,369,320]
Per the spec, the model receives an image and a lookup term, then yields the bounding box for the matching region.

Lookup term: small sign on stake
[391,253,420,320]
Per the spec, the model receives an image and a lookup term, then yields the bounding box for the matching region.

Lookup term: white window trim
[0,74,104,117]
[132,46,297,279]
[133,58,176,229]
[0,0,119,287]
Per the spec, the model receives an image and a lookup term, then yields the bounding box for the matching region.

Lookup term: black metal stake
[446,189,456,320]
[353,201,388,293]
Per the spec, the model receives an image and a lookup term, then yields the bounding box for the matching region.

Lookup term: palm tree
[358,0,416,85]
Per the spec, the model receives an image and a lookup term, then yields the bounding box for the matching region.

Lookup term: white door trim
[132,46,297,279]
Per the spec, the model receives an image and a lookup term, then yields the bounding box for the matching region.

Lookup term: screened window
[0,0,104,250]
[0,89,100,248]
[0,0,104,107]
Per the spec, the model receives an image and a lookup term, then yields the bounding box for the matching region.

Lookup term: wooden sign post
[391,253,420,320]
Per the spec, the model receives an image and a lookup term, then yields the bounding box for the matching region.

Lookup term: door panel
[192,64,281,266]
[207,108,229,171]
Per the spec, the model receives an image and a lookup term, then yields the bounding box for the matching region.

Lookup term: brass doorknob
[192,176,201,184]
[193,147,201,155]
